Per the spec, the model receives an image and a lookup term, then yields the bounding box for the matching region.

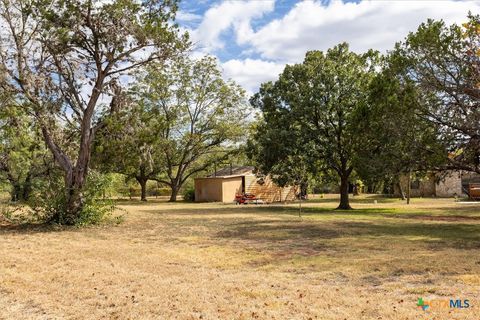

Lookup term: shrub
[28,170,116,226]
[182,187,195,202]
[74,171,116,226]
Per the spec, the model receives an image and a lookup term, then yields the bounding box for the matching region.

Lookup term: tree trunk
[136,177,148,201]
[169,186,179,202]
[61,168,87,225]
[352,184,359,196]
[300,181,308,199]
[406,171,411,205]
[397,182,406,200]
[337,174,352,210]
[65,186,84,224]
[9,173,33,202]
[22,172,32,200]
[10,182,21,202]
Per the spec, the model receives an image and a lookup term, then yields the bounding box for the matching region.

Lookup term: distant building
[194,166,297,203]
[394,170,480,197]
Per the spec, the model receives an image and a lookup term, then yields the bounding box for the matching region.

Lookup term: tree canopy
[250,43,378,209]
[0,3,478,223]
[399,14,480,173]
[352,53,447,200]
[0,103,52,202]
[95,55,248,202]
[0,0,187,223]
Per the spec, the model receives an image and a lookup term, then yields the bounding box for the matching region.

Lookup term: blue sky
[179,0,299,61]
[177,0,480,95]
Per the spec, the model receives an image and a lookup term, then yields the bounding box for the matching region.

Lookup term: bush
[74,171,116,226]
[28,170,116,226]
[182,187,195,202]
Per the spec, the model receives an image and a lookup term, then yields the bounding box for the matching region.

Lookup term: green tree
[400,14,480,173]
[352,53,446,202]
[0,0,186,224]
[247,99,314,198]
[93,97,165,201]
[0,105,52,201]
[107,57,247,201]
[252,44,377,209]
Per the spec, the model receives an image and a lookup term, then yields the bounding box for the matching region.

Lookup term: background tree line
[0,0,478,223]
[249,13,479,209]
[0,0,247,224]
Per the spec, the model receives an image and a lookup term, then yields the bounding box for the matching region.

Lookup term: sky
[177,0,480,96]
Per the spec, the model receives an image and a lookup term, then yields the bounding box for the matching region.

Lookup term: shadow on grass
[420,205,480,214]
[0,222,64,235]
[307,194,401,204]
[138,205,422,222]
[334,221,480,244]
[112,198,171,206]
[218,220,340,241]
[214,217,480,254]
[214,220,335,257]
[138,204,390,213]
[138,203,480,225]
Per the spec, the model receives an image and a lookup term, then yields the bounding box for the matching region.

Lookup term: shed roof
[207,166,255,178]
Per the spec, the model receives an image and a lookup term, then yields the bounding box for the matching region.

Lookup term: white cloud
[222,59,284,95]
[188,0,480,96]
[244,0,480,61]
[188,0,275,53]
[176,11,202,23]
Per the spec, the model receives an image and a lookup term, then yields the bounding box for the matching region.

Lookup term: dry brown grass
[1,195,479,319]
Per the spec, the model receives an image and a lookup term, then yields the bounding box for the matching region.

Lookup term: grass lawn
[1,195,479,319]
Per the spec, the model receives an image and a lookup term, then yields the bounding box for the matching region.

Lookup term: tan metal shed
[194,166,297,203]
[194,176,244,202]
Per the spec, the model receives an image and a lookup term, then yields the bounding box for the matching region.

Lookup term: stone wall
[396,173,436,197]
[435,171,463,197]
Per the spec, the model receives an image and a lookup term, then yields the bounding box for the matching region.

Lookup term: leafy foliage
[0,104,53,202]
[352,54,447,193]
[0,0,187,223]
[399,14,480,173]
[133,56,248,201]
[250,43,378,209]
[182,187,195,202]
[27,170,116,225]
[94,93,165,201]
